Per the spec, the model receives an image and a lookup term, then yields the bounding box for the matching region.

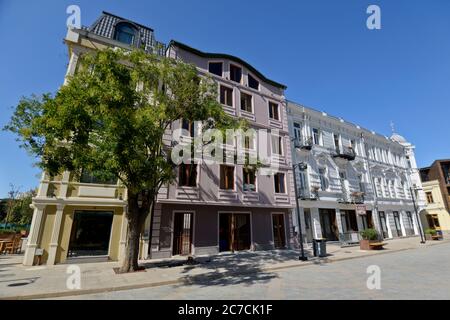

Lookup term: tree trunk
[119,191,151,273]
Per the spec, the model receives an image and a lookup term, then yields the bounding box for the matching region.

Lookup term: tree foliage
[5,48,242,271]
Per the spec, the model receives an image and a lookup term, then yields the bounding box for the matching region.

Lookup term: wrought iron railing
[333,146,356,160]
[293,137,313,150]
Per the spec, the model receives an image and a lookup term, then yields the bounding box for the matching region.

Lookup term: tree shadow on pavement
[144,249,315,287]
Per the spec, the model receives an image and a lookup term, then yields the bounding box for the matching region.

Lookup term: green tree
[5,48,242,272]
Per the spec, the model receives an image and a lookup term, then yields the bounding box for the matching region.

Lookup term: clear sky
[1,0,449,197]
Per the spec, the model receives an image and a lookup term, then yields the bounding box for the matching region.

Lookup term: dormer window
[114,22,137,45]
[208,62,223,77]
[248,74,259,90]
[230,64,242,83]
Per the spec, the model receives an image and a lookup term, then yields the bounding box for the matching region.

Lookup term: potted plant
[359,228,379,250]
[425,228,439,240]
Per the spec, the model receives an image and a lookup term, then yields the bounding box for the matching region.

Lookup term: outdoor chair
[4,234,22,254]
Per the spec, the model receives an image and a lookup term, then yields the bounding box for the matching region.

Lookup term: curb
[2,240,449,300]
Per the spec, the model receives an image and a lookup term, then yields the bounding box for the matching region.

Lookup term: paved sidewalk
[0,236,447,300]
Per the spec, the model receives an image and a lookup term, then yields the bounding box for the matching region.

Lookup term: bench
[369,242,386,250]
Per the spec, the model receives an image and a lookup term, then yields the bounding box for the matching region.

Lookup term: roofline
[168,40,287,90]
[98,11,154,32]
[428,159,450,168]
[287,99,407,148]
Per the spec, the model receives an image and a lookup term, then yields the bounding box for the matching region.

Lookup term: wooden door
[272,214,286,248]
[173,212,193,256]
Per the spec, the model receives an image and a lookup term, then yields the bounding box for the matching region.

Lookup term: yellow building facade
[422,180,450,236]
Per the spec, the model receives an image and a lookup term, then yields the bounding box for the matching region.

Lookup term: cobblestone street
[57,241,450,300]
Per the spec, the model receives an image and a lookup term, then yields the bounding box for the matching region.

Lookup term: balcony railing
[338,189,365,204]
[332,146,356,161]
[293,137,313,151]
[351,192,365,204]
[298,187,318,200]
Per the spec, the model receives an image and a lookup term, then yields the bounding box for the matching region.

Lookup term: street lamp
[409,185,426,244]
[292,161,308,261]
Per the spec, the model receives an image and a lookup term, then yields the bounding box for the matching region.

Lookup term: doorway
[379,211,389,238]
[68,211,114,258]
[319,209,338,241]
[361,211,374,230]
[219,213,251,252]
[172,212,193,256]
[342,210,358,232]
[272,213,286,249]
[426,214,440,230]
[393,211,402,237]
[304,209,313,242]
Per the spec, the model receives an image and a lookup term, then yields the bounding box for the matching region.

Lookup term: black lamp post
[292,162,308,261]
[410,186,426,244]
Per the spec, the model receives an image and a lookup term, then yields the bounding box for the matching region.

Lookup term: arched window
[114,22,137,45]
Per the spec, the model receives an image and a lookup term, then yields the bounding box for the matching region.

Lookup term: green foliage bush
[425,228,437,235]
[360,228,378,240]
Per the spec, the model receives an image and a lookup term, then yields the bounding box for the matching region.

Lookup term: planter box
[360,239,379,250]
[425,234,442,241]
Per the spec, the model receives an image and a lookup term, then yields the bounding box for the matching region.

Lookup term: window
[319,168,328,191]
[243,168,256,192]
[220,165,235,190]
[333,134,340,149]
[178,164,197,187]
[268,102,280,120]
[274,172,286,194]
[244,135,255,150]
[240,92,253,113]
[426,192,434,204]
[208,62,223,77]
[114,23,137,45]
[406,156,412,168]
[220,85,233,107]
[248,74,259,90]
[312,128,320,145]
[182,119,194,137]
[80,170,117,185]
[271,135,283,155]
[350,140,356,154]
[358,174,365,192]
[230,64,242,83]
[293,122,302,140]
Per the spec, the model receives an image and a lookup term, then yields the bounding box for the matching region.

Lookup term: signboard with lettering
[356,204,367,215]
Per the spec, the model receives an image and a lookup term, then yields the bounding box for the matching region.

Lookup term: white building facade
[287,101,426,245]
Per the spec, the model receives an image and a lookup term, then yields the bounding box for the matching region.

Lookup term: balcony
[338,189,365,204]
[332,146,356,161]
[298,187,319,200]
[293,137,313,151]
[351,192,365,204]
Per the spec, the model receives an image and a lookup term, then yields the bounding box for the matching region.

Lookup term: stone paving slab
[0,236,447,300]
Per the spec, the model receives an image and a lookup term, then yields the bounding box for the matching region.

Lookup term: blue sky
[1,0,449,197]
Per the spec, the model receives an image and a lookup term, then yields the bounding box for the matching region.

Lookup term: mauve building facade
[148,41,296,259]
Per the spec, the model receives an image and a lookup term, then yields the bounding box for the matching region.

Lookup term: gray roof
[88,11,166,56]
